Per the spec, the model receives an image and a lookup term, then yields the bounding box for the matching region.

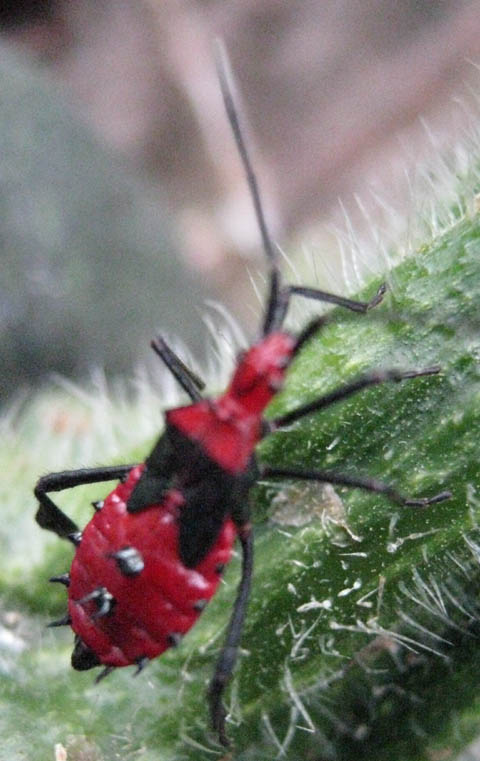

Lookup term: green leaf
[4,213,480,760]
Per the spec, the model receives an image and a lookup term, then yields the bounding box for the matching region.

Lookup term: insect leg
[267,366,441,431]
[150,336,205,402]
[260,465,450,507]
[208,523,254,747]
[35,465,136,539]
[276,281,386,328]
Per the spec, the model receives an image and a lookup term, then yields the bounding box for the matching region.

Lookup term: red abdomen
[68,466,236,667]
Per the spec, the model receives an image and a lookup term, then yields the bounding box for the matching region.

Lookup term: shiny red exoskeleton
[168,333,295,474]
[35,46,450,747]
[68,465,235,668]
[66,333,294,671]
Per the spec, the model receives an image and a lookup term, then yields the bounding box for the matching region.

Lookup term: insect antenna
[215,39,283,337]
[150,336,205,402]
[215,41,388,339]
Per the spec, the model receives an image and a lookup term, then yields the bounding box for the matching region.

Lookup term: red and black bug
[35,48,451,746]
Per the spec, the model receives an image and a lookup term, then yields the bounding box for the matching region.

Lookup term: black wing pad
[127,431,177,513]
[179,473,237,568]
[127,424,231,512]
[127,424,255,568]
[178,453,256,568]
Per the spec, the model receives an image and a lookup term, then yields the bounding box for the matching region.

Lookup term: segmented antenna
[214,39,281,336]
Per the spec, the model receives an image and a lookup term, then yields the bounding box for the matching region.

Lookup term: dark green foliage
[3,213,480,759]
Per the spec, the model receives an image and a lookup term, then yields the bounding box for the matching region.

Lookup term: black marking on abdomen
[49,573,70,587]
[111,546,144,577]
[76,587,116,619]
[167,632,183,648]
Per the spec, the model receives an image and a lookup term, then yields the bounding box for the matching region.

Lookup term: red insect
[35,50,450,746]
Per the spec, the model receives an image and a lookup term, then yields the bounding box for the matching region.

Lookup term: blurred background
[2,0,480,397]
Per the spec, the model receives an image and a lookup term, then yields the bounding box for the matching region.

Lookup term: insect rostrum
[34,45,450,747]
